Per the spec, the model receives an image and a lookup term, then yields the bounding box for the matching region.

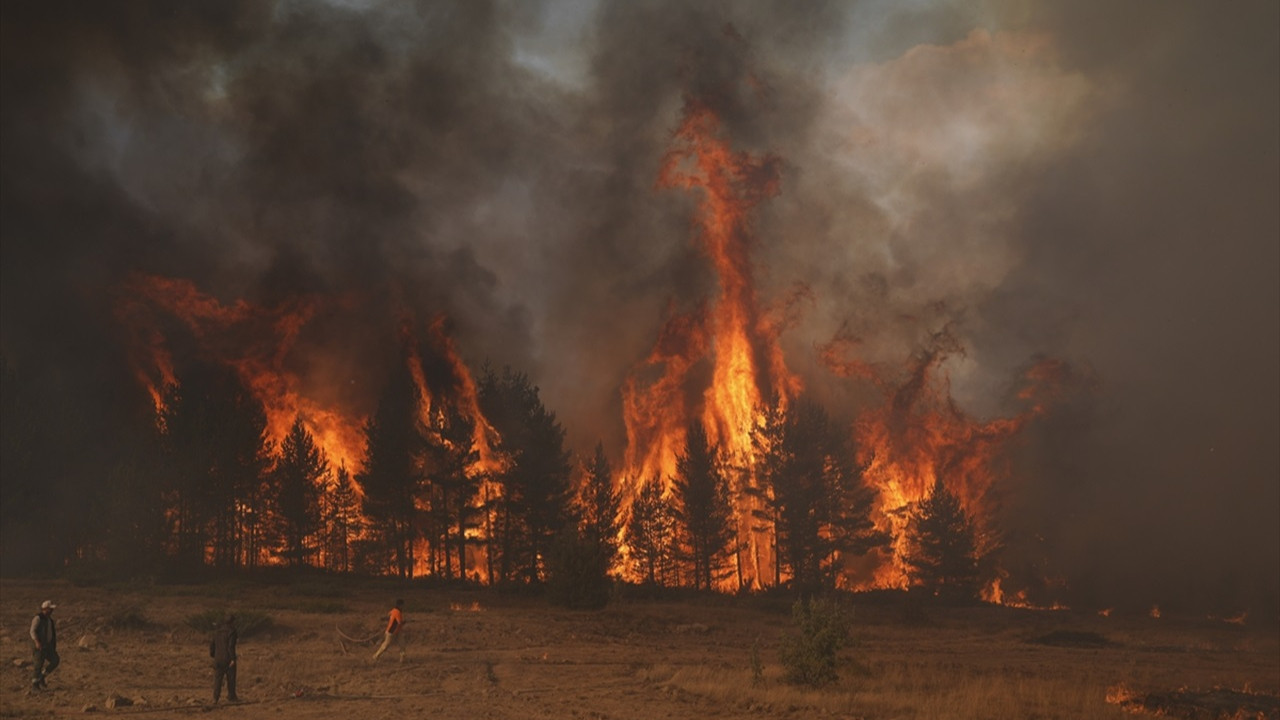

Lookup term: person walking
[209,614,239,703]
[372,598,406,662]
[29,600,59,691]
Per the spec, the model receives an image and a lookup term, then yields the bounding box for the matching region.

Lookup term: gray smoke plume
[2,0,1275,614]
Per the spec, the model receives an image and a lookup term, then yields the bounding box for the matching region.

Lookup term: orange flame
[620,98,799,588]
[116,274,367,472]
[619,97,1072,597]
[846,336,1067,592]
[398,311,508,581]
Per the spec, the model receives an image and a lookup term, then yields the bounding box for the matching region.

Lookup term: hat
[41,601,56,610]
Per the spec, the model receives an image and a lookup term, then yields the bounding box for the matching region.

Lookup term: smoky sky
[2,0,1276,612]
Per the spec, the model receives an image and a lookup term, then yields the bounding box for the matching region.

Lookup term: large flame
[620,96,1070,598]
[620,98,800,588]
[402,312,507,580]
[113,96,1072,597]
[116,273,367,472]
[117,275,510,579]
[402,312,506,476]
[835,331,1070,594]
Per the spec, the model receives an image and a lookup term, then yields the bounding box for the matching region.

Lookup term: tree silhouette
[160,360,269,570]
[903,477,980,602]
[359,360,425,578]
[272,418,328,567]
[627,477,677,586]
[672,421,735,591]
[424,401,480,580]
[321,462,362,572]
[754,397,885,594]
[0,359,76,572]
[479,366,571,585]
[578,442,622,576]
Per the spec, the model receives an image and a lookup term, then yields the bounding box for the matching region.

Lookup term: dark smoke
[2,0,1275,614]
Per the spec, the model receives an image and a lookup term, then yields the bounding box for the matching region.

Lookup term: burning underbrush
[1107,684,1280,720]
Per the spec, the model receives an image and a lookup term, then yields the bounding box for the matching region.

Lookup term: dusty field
[0,578,1276,719]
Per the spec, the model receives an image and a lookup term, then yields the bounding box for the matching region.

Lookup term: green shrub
[778,597,851,687]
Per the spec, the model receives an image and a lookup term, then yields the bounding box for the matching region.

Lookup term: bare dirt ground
[0,578,1276,719]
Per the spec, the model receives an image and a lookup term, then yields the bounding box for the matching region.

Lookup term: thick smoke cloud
[2,0,1275,613]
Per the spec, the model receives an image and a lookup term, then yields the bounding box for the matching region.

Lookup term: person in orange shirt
[372,598,405,662]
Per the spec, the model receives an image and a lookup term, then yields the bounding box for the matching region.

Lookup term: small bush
[544,530,613,610]
[779,597,851,687]
[184,609,274,639]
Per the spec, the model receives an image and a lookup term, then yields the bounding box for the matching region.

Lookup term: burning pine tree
[96,92,1071,605]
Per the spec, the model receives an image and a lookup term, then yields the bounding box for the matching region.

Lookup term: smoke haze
[2,0,1276,613]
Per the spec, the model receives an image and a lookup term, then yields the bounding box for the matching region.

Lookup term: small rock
[13,657,31,668]
[132,695,149,707]
[77,634,99,650]
[105,693,133,709]
[82,703,99,713]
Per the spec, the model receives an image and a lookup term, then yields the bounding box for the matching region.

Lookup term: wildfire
[845,336,1064,591]
[403,312,507,477]
[1106,683,1142,708]
[113,92,1075,599]
[115,273,515,579]
[616,94,1072,598]
[620,97,797,588]
[115,273,367,472]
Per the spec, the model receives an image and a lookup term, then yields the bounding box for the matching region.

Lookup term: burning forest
[1,0,1277,628]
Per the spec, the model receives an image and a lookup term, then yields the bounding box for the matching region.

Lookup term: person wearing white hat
[29,600,59,691]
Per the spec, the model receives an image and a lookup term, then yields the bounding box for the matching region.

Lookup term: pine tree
[672,421,735,591]
[424,401,480,580]
[479,366,571,585]
[160,360,269,570]
[755,397,886,594]
[903,477,980,602]
[579,442,622,576]
[322,463,362,572]
[272,418,328,567]
[359,360,425,578]
[627,478,677,586]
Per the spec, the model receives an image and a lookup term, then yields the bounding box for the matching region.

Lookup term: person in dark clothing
[209,614,238,703]
[29,600,59,691]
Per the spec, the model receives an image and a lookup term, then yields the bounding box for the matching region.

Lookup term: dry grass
[653,604,1278,720]
[0,579,1275,719]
